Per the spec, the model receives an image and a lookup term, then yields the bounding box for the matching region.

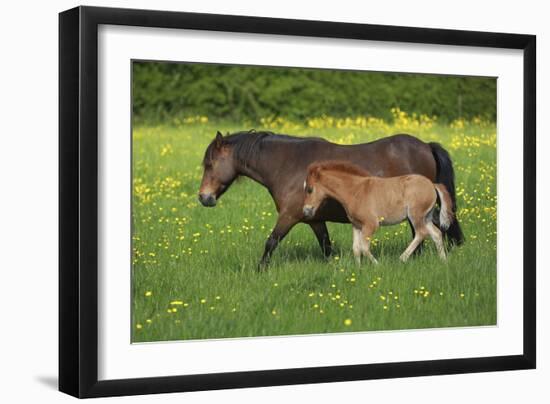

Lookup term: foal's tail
[434,184,454,230]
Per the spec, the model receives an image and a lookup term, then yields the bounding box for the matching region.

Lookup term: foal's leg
[361,222,379,264]
[400,232,426,262]
[408,217,424,256]
[426,222,447,260]
[259,214,297,271]
[309,222,332,258]
[352,227,362,265]
[400,216,428,262]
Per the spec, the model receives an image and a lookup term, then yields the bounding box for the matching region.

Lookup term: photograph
[131,61,497,343]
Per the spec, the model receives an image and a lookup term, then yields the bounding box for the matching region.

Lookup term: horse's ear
[215,131,224,148]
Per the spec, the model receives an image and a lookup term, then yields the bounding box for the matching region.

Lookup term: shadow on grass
[211,237,442,274]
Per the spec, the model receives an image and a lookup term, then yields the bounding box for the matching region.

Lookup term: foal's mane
[307,160,372,179]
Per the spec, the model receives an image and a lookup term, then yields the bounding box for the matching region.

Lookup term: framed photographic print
[59,6,536,398]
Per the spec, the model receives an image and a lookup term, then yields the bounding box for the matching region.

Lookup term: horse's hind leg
[446,219,465,247]
[309,222,332,258]
[426,222,447,260]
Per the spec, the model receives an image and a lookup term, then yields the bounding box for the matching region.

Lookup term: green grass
[131,113,497,342]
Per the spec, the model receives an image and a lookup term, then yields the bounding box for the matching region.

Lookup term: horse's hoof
[257,263,269,272]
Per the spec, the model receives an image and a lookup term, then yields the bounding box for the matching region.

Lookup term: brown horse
[198,130,463,268]
[302,161,454,263]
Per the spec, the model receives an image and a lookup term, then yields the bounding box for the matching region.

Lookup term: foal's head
[198,131,238,207]
[302,164,329,219]
[302,161,371,219]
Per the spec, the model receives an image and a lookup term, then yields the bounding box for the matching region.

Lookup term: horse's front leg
[308,221,332,258]
[258,215,297,271]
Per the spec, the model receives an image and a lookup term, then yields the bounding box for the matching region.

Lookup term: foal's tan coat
[303,161,454,263]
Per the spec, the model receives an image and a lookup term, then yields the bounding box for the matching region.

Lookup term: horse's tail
[434,184,454,230]
[429,142,464,244]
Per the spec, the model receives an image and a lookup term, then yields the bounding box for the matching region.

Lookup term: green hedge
[132,61,496,124]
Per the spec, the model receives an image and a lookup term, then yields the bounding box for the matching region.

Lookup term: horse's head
[198,131,238,207]
[302,164,328,219]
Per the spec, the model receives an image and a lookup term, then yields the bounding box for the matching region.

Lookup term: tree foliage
[132,61,496,123]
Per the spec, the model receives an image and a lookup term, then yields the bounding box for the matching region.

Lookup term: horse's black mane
[224,130,272,166]
[204,130,326,167]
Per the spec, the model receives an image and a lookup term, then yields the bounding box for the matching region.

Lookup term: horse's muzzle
[198,193,217,207]
[303,205,315,219]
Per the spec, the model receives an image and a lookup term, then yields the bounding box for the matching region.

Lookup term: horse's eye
[307,187,313,194]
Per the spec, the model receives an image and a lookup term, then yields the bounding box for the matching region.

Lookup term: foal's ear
[310,166,321,180]
[215,131,224,148]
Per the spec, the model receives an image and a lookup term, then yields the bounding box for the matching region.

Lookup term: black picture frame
[59,5,536,398]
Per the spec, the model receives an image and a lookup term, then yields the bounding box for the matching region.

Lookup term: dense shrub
[132,61,496,124]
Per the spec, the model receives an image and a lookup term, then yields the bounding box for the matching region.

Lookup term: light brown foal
[302,161,454,264]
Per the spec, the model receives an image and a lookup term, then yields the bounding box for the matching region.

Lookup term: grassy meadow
[131,110,497,342]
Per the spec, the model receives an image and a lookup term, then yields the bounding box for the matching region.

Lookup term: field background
[131,63,497,342]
